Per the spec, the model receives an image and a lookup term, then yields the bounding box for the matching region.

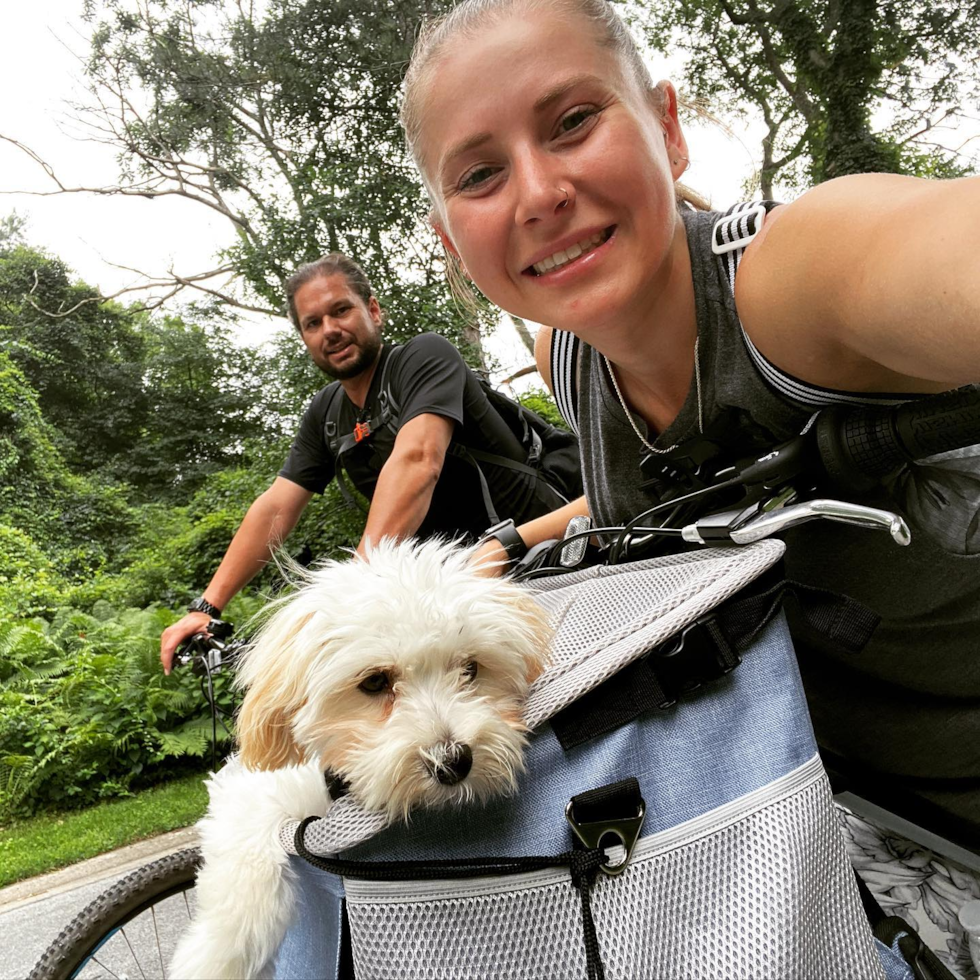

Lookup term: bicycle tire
[28,846,202,980]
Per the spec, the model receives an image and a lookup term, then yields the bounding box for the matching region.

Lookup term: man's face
[293,273,383,380]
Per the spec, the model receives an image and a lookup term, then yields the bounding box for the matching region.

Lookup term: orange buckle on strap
[353,421,371,443]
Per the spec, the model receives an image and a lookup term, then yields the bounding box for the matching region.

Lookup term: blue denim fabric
[271,863,344,980]
[272,611,816,978]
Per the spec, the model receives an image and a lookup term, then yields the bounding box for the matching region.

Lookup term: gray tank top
[578,206,980,785]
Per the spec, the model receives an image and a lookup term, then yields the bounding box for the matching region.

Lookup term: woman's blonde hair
[401,0,709,313]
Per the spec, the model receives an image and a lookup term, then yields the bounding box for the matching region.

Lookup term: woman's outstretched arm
[736,173,980,393]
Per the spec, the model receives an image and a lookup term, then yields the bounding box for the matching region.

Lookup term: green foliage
[0,598,262,820]
[114,314,279,499]
[0,243,289,500]
[82,0,490,348]
[519,388,569,430]
[0,352,138,608]
[0,244,149,476]
[632,0,980,192]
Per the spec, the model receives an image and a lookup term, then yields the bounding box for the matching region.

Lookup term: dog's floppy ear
[236,682,307,771]
[235,608,316,770]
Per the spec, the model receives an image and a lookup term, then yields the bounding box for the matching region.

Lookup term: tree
[0,243,149,476]
[121,313,281,498]
[2,0,500,363]
[632,0,980,195]
[0,239,288,500]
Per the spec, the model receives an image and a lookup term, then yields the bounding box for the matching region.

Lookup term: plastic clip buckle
[353,421,371,443]
[565,798,646,876]
[651,614,740,708]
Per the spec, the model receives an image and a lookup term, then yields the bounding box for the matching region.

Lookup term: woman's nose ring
[558,187,569,209]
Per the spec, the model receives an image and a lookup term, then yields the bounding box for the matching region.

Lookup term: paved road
[0,828,197,980]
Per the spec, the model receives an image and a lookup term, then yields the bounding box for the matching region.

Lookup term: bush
[519,387,569,430]
[0,596,263,819]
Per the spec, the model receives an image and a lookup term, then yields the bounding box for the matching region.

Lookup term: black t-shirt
[279,334,565,539]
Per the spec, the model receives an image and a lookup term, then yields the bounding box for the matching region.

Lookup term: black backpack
[322,345,582,523]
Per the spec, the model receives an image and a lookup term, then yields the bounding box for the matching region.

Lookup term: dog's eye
[359,672,391,694]
[463,661,478,680]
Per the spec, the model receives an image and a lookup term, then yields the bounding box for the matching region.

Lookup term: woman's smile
[522,226,615,278]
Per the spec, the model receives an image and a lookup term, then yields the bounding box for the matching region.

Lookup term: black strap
[853,871,956,980]
[332,465,368,514]
[551,567,880,751]
[330,346,401,457]
[447,442,550,525]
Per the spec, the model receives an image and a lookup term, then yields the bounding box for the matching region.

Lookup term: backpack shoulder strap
[549,329,581,436]
[321,382,346,457]
[320,383,365,513]
[329,345,404,458]
[375,342,402,419]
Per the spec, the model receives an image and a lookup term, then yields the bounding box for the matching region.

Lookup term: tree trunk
[818,0,902,180]
[508,314,536,356]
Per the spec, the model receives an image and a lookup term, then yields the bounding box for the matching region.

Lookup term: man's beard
[319,333,382,381]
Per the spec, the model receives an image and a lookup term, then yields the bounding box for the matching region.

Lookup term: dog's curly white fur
[171,538,550,979]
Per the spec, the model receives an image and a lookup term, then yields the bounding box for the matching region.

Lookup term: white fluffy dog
[171,538,550,979]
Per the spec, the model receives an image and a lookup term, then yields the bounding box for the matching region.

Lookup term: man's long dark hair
[284,253,376,329]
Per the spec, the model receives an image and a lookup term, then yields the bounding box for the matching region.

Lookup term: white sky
[0,1,767,377]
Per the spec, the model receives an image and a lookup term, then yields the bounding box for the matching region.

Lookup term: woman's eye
[459,166,498,192]
[359,672,391,694]
[463,661,478,681]
[558,107,597,135]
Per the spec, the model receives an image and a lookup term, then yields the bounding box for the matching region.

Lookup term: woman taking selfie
[400,0,980,848]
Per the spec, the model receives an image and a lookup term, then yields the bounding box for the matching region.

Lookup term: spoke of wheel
[182,889,191,917]
[151,905,167,979]
[120,926,148,980]
[88,954,123,980]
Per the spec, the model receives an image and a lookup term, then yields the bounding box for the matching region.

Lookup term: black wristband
[479,519,528,563]
[188,596,222,618]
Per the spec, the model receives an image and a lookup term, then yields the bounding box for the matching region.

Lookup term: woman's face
[421,10,688,339]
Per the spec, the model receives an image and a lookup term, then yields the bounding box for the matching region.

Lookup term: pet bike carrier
[267,540,898,980]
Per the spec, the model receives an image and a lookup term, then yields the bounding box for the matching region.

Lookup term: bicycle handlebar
[175,618,246,676]
[514,385,980,577]
[815,385,980,491]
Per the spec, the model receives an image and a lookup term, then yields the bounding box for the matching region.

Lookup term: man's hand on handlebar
[160,611,213,676]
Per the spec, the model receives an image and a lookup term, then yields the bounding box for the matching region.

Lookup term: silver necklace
[603,336,703,455]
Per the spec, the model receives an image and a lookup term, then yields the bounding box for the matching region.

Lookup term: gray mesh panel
[345,770,883,980]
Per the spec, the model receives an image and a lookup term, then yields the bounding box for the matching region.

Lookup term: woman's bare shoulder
[533,324,555,394]
[733,173,971,391]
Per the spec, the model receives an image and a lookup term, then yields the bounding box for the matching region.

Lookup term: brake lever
[684,499,911,547]
[176,632,209,669]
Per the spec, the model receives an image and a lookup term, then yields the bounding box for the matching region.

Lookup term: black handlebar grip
[892,385,980,460]
[815,385,980,492]
[814,405,904,492]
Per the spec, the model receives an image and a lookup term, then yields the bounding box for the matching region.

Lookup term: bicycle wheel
[29,847,201,980]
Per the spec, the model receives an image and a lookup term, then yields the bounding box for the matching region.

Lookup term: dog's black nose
[434,743,473,785]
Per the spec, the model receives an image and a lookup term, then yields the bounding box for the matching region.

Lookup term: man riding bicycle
[160,252,581,673]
